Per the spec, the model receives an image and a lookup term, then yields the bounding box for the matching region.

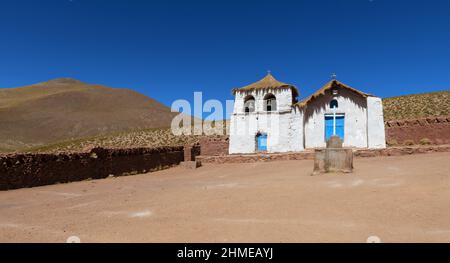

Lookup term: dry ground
[1,153,450,243]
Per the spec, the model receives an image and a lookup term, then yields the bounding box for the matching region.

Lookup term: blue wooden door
[257,134,267,151]
[325,116,334,141]
[335,116,344,140]
[325,116,344,141]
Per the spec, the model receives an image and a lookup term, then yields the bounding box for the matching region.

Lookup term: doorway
[256,133,268,152]
[325,115,345,141]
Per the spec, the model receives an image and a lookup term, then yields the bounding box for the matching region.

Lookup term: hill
[0,78,177,151]
[383,90,450,121]
[24,128,197,153]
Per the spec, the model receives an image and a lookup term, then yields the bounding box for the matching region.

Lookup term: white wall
[288,107,304,152]
[229,88,303,154]
[367,97,386,149]
[229,113,257,154]
[232,87,293,114]
[304,89,368,148]
[229,85,384,154]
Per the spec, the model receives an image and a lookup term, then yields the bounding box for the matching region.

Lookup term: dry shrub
[419,138,432,145]
[403,140,415,146]
[386,139,398,146]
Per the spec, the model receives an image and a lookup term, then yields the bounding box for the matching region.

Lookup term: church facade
[229,73,386,154]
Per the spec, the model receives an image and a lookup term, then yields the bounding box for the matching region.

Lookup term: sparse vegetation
[24,128,199,153]
[23,120,229,153]
[0,78,179,152]
[386,139,398,147]
[419,138,432,145]
[383,90,450,121]
[403,140,415,146]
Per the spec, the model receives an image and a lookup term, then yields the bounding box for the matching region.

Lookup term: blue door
[325,116,344,141]
[257,134,268,151]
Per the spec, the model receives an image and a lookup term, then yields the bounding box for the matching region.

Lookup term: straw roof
[233,73,299,97]
[295,80,371,108]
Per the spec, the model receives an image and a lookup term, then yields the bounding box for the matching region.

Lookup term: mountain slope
[0,78,177,151]
[382,90,450,121]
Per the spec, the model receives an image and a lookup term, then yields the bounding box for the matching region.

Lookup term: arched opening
[263,94,277,112]
[330,99,338,109]
[243,95,255,113]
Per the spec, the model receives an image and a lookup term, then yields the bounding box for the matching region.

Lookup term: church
[229,73,386,154]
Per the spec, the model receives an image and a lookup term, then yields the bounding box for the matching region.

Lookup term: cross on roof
[331,73,337,80]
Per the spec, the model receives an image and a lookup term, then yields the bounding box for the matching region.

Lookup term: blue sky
[1,0,449,118]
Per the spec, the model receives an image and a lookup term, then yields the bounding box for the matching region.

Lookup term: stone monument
[313,136,353,175]
[180,144,202,169]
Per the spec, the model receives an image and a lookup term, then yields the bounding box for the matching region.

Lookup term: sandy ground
[1,152,450,243]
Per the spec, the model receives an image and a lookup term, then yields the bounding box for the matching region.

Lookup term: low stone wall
[354,144,450,157]
[197,145,450,164]
[197,151,316,164]
[385,116,450,145]
[198,136,229,156]
[0,146,184,191]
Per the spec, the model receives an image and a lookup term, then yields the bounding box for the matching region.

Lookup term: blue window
[257,134,268,151]
[325,116,345,141]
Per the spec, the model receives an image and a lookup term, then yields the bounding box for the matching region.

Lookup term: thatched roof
[295,80,371,108]
[233,73,299,97]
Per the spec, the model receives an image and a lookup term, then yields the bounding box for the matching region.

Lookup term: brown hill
[0,78,177,151]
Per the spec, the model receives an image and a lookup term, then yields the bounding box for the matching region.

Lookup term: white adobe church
[229,73,386,154]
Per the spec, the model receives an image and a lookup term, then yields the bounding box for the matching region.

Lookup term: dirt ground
[1,152,450,243]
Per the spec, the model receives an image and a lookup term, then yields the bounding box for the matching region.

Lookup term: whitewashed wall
[232,87,294,113]
[288,107,304,152]
[304,89,368,148]
[229,88,303,154]
[367,97,386,149]
[229,85,386,154]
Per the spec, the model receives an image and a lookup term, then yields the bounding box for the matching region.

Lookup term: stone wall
[0,146,184,191]
[198,136,229,156]
[385,116,450,145]
[197,151,316,164]
[354,145,450,157]
[197,145,450,164]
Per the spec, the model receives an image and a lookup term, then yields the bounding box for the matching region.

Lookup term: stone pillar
[184,145,194,161]
[313,136,353,175]
[180,144,201,169]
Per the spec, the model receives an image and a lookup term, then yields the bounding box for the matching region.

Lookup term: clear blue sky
[1,0,449,116]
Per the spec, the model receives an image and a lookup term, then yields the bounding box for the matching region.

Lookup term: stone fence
[0,146,184,191]
[198,136,229,156]
[197,145,450,164]
[385,116,450,145]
